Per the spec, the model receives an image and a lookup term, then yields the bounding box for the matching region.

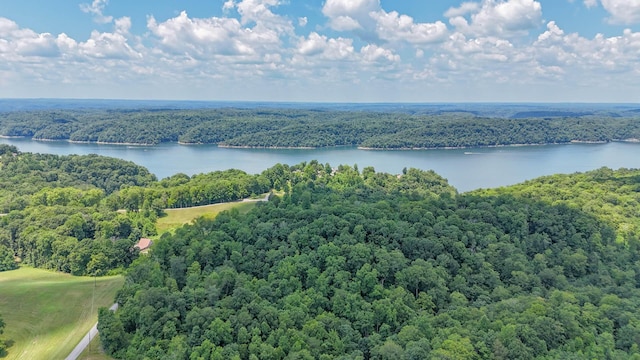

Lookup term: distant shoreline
[218,144,320,150]
[69,140,156,146]
[4,136,640,150]
[0,135,26,139]
[29,138,157,146]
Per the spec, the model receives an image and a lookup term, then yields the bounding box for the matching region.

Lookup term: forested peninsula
[2,106,640,148]
[2,143,640,359]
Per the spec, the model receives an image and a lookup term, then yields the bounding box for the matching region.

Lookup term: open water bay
[2,138,640,192]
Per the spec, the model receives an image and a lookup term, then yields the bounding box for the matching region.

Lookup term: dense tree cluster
[1,204,153,275]
[0,244,17,271]
[2,108,640,148]
[113,169,271,213]
[0,150,156,212]
[476,167,640,244]
[0,151,273,276]
[100,163,640,359]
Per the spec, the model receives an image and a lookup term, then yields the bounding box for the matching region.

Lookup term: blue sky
[0,0,639,102]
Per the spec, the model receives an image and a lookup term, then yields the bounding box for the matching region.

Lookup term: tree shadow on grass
[0,339,14,358]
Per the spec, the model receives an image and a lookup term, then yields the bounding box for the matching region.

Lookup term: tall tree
[0,245,17,272]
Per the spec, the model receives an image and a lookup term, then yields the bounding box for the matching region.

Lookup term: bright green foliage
[0,151,272,276]
[0,146,280,275]
[1,204,150,275]
[0,151,156,212]
[104,164,640,359]
[97,307,127,356]
[476,167,640,244]
[116,169,271,211]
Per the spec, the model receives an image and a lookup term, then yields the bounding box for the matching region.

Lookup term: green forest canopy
[3,146,640,358]
[0,148,269,276]
[2,108,640,148]
[100,162,640,359]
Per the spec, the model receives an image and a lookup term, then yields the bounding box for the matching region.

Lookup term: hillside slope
[101,164,640,359]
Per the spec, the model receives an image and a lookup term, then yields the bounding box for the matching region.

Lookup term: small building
[135,238,153,253]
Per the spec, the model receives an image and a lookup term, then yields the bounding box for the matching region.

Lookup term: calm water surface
[2,138,640,192]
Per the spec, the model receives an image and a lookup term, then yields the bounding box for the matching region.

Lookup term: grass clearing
[0,267,123,360]
[156,201,258,233]
[77,335,113,360]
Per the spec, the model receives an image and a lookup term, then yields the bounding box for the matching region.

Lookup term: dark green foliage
[115,169,271,211]
[2,108,640,148]
[0,144,18,156]
[0,313,5,356]
[0,151,159,275]
[0,244,17,272]
[98,307,128,357]
[0,150,271,276]
[105,165,640,359]
[0,152,156,212]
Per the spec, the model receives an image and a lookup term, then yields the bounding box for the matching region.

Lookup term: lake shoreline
[7,136,640,151]
[29,138,158,146]
[2,137,640,192]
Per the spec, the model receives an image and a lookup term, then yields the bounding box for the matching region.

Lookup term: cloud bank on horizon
[0,0,639,102]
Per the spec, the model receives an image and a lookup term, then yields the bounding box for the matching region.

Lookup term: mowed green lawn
[0,267,123,360]
[77,336,113,360]
[156,201,258,233]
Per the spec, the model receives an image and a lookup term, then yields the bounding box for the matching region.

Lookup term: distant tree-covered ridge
[2,108,640,148]
[99,163,640,359]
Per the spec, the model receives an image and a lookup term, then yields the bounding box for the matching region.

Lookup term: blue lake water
[2,137,640,192]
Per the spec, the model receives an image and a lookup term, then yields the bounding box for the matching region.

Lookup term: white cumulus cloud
[322,0,380,31]
[79,28,140,59]
[297,32,354,60]
[600,0,640,24]
[322,0,449,47]
[234,0,292,33]
[147,11,279,58]
[0,18,60,58]
[2,0,640,101]
[372,10,448,44]
[360,44,400,63]
[448,0,543,37]
[444,2,481,17]
[15,33,60,57]
[79,0,114,24]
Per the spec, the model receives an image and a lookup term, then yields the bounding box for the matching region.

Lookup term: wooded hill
[3,145,640,359]
[99,162,640,359]
[0,145,270,276]
[2,108,640,148]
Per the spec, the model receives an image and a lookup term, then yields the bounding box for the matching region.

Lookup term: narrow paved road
[64,193,269,359]
[65,303,118,360]
[242,192,271,202]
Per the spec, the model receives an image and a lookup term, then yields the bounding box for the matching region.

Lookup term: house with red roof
[135,238,153,253]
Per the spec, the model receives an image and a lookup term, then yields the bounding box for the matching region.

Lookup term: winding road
[65,303,118,360]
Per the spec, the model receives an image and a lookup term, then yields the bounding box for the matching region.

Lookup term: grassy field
[156,200,258,233]
[77,336,113,360]
[0,267,123,360]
